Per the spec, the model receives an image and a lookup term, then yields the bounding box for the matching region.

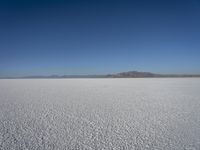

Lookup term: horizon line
[1,71,200,79]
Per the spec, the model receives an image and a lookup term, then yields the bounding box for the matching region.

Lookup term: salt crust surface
[0,78,200,149]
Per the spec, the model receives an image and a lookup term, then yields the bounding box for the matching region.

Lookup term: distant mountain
[1,71,200,79]
[108,71,200,78]
[108,71,161,78]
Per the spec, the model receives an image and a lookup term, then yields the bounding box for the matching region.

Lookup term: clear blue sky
[0,0,200,77]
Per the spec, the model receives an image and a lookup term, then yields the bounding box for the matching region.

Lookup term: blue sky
[0,0,200,77]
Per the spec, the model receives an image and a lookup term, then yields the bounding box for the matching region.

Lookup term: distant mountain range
[107,71,200,78]
[1,71,200,79]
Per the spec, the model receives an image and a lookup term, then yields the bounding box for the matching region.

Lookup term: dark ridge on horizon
[1,71,200,79]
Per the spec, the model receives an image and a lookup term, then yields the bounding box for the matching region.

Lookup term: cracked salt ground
[0,78,200,149]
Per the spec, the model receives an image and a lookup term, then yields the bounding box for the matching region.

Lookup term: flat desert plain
[0,78,200,150]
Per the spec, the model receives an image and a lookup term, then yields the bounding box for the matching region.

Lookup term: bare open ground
[0,78,200,149]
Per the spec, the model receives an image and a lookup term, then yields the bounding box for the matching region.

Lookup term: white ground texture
[0,78,200,150]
